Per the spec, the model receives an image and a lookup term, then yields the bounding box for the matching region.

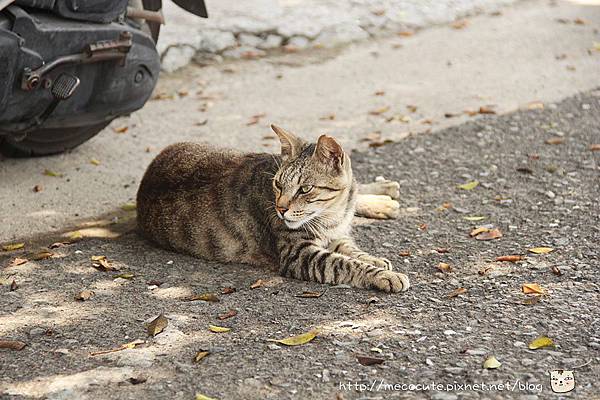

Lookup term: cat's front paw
[371,270,410,293]
[360,255,393,270]
[359,179,400,199]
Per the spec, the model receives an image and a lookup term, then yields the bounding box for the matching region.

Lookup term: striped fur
[136,125,409,293]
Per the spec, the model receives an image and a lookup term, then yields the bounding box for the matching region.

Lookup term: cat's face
[550,370,575,393]
[271,125,353,230]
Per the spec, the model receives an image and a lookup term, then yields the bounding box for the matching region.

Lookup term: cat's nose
[276,206,288,216]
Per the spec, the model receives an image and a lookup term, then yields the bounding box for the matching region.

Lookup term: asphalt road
[1,0,600,243]
[1,89,598,399]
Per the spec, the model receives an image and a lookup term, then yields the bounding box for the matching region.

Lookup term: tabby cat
[136,125,409,292]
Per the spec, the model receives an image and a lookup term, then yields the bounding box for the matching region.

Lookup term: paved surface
[1,0,600,244]
[158,0,517,71]
[1,89,599,399]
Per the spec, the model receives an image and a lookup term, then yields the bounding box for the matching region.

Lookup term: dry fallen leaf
[0,340,27,350]
[208,325,230,333]
[268,330,319,346]
[189,293,219,302]
[528,336,554,350]
[319,114,336,121]
[218,310,237,320]
[483,355,501,369]
[128,377,147,385]
[457,181,479,190]
[527,102,544,110]
[398,30,414,37]
[9,257,28,267]
[437,263,453,273]
[113,126,129,134]
[2,243,25,252]
[447,287,467,298]
[32,251,53,261]
[90,159,101,166]
[250,279,265,289]
[436,248,450,254]
[374,91,385,96]
[195,393,217,400]
[475,228,503,241]
[522,283,545,295]
[295,290,326,298]
[114,273,134,280]
[470,227,490,237]
[528,247,554,254]
[221,287,236,294]
[10,280,18,291]
[357,355,385,366]
[33,185,43,192]
[590,144,600,152]
[194,350,210,363]
[75,290,94,301]
[464,216,486,221]
[545,137,564,145]
[43,169,62,177]
[551,266,562,276]
[399,250,411,257]
[91,256,117,271]
[147,314,168,337]
[89,339,145,356]
[478,106,496,114]
[495,255,523,262]
[369,106,390,115]
[120,203,136,211]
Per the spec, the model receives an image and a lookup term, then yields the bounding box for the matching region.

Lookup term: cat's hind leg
[355,194,399,219]
[358,178,400,199]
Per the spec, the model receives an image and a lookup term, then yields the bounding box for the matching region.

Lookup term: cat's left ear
[271,124,304,160]
[314,135,344,168]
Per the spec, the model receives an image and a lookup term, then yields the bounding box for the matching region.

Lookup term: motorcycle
[0,0,206,157]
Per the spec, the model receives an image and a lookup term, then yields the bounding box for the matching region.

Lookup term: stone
[29,327,46,336]
[287,36,310,49]
[238,33,262,48]
[161,46,196,73]
[258,34,283,50]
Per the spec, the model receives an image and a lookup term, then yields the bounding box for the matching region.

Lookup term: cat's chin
[284,219,306,230]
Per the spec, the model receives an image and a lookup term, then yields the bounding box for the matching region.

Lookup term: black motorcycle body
[0,0,206,156]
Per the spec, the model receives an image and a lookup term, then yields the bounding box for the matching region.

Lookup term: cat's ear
[314,135,344,167]
[271,124,303,159]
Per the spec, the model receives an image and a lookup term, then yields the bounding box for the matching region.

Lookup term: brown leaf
[89,339,145,356]
[10,280,18,291]
[589,144,600,152]
[3,243,25,252]
[451,20,468,29]
[194,350,210,363]
[92,256,117,272]
[295,290,326,298]
[246,113,266,126]
[545,137,564,145]
[218,309,237,320]
[437,263,452,273]
[444,112,461,118]
[397,30,414,37]
[495,255,522,262]
[9,257,28,267]
[436,247,450,254]
[147,314,168,337]
[478,266,494,276]
[469,227,489,237]
[250,279,265,289]
[522,283,545,295]
[32,251,53,261]
[447,287,467,298]
[319,114,336,121]
[374,91,385,96]
[189,293,219,302]
[399,250,411,257]
[113,126,129,134]
[357,355,385,366]
[474,228,503,241]
[369,106,390,115]
[574,17,586,25]
[75,290,94,301]
[147,280,163,286]
[33,185,43,193]
[478,106,496,114]
[128,377,147,385]
[550,266,562,276]
[221,287,236,294]
[516,166,533,174]
[0,340,27,350]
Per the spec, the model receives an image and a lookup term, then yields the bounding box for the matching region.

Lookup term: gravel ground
[1,90,599,399]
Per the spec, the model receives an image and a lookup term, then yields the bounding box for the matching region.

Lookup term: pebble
[521,358,536,367]
[29,327,46,336]
[513,341,526,347]
[322,369,330,383]
[582,103,591,110]
[258,34,283,50]
[74,250,83,255]
[465,349,487,356]
[443,330,457,336]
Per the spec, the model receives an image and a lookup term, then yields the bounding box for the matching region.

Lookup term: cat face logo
[550,370,575,393]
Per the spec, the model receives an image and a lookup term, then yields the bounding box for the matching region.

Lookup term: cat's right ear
[271,124,303,160]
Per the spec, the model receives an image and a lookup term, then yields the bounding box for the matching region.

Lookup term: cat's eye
[273,180,282,190]
[299,185,313,194]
